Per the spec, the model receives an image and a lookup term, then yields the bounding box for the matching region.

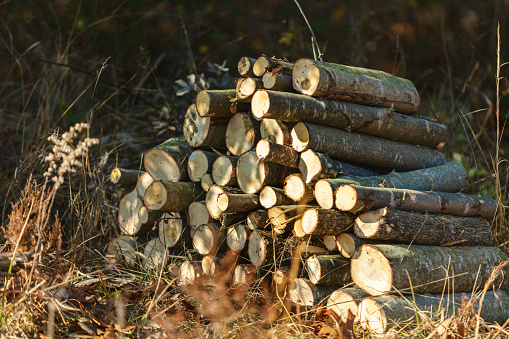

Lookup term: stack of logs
[109,55,509,335]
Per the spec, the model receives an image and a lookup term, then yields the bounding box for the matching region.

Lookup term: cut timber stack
[109,55,507,334]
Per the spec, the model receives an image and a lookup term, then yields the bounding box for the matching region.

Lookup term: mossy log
[144,137,193,182]
[236,151,287,194]
[212,155,238,186]
[288,278,338,307]
[358,290,509,335]
[260,186,295,209]
[256,139,300,168]
[262,72,293,92]
[260,119,296,145]
[226,113,261,156]
[355,207,493,246]
[183,103,228,149]
[327,287,369,323]
[292,59,420,114]
[110,168,144,187]
[305,254,351,285]
[253,56,294,77]
[197,89,249,118]
[336,184,498,220]
[292,122,447,171]
[252,90,445,148]
[144,181,203,213]
[351,244,509,296]
[238,56,257,77]
[314,160,467,209]
[301,207,356,236]
[187,150,219,182]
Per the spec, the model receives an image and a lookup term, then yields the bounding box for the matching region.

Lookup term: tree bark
[260,119,296,145]
[225,113,261,156]
[143,238,168,270]
[201,174,214,192]
[219,211,249,228]
[252,90,445,149]
[260,186,295,208]
[314,160,468,209]
[236,151,287,194]
[256,139,300,168]
[236,77,263,101]
[188,201,213,237]
[301,207,356,236]
[196,89,249,118]
[284,174,314,203]
[192,223,226,256]
[299,149,380,184]
[291,122,447,171]
[336,184,498,220]
[350,244,509,296]
[246,210,270,231]
[217,192,260,213]
[144,181,203,213]
[327,287,369,323]
[354,207,493,246]
[288,278,338,307]
[183,103,228,149]
[253,56,294,77]
[305,254,351,285]
[144,137,193,182]
[238,56,257,77]
[212,155,238,186]
[262,72,293,92]
[110,168,144,187]
[292,58,420,114]
[187,150,219,182]
[226,223,250,253]
[358,290,509,335]
[136,172,155,200]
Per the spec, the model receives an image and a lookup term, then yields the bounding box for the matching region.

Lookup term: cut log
[197,89,249,118]
[219,211,249,228]
[183,103,228,149]
[143,238,167,270]
[232,264,257,286]
[226,224,250,253]
[212,155,238,186]
[292,59,420,114]
[138,206,162,229]
[110,168,144,187]
[327,287,369,323]
[144,181,203,213]
[273,267,290,297]
[260,186,295,208]
[256,139,299,168]
[350,244,509,296]
[192,223,226,256]
[236,77,263,101]
[158,211,190,248]
[217,192,260,213]
[335,184,498,220]
[260,119,295,145]
[179,260,203,286]
[288,278,338,307]
[262,72,293,92]
[305,254,351,285]
[253,56,293,77]
[106,236,139,266]
[225,113,261,156]
[144,137,193,182]
[205,185,243,219]
[268,205,303,235]
[284,174,314,203]
[336,233,382,258]
[293,218,306,238]
[291,122,447,171]
[238,56,257,77]
[188,201,214,237]
[236,151,286,194]
[323,235,338,251]
[358,291,509,335]
[354,207,493,246]
[246,210,269,231]
[299,149,379,184]
[136,172,155,199]
[248,230,281,267]
[201,174,214,192]
[314,160,468,209]
[119,190,153,235]
[202,256,217,276]
[301,207,356,236]
[251,90,446,149]
[187,150,219,182]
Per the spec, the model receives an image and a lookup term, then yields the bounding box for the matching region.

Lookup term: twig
[293,0,322,61]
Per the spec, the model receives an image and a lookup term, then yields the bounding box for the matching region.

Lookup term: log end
[143,239,167,269]
[357,298,388,335]
[259,186,278,209]
[253,56,269,77]
[227,224,248,252]
[351,245,392,296]
[193,224,217,256]
[323,235,338,251]
[301,208,318,235]
[183,103,211,147]
[299,149,321,183]
[284,174,308,202]
[205,185,225,219]
[144,149,181,182]
[291,122,310,152]
[256,139,271,161]
[336,233,356,258]
[226,113,257,156]
[144,181,167,211]
[327,289,359,323]
[110,168,122,184]
[289,278,314,306]
[202,256,216,276]
[305,255,323,285]
[180,260,198,286]
[196,90,211,117]
[248,231,266,266]
[188,201,211,236]
[335,185,359,211]
[107,237,137,266]
[237,151,266,194]
[260,118,293,145]
[314,180,335,210]
[292,58,320,95]
[158,212,183,248]
[212,156,235,186]
[201,174,214,192]
[188,150,211,182]
[354,210,381,238]
[251,90,270,119]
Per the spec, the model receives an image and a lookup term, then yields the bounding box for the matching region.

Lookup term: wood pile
[109,55,508,334]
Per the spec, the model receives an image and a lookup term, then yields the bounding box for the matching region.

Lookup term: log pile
[109,55,507,334]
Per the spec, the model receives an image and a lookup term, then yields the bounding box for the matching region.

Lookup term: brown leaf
[456,320,465,338]
[317,323,337,337]
[337,310,356,339]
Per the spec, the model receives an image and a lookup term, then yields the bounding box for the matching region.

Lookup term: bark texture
[256,139,300,168]
[110,168,144,187]
[301,207,356,235]
[197,89,248,118]
[260,186,295,208]
[262,72,294,92]
[144,181,203,213]
[305,254,351,285]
